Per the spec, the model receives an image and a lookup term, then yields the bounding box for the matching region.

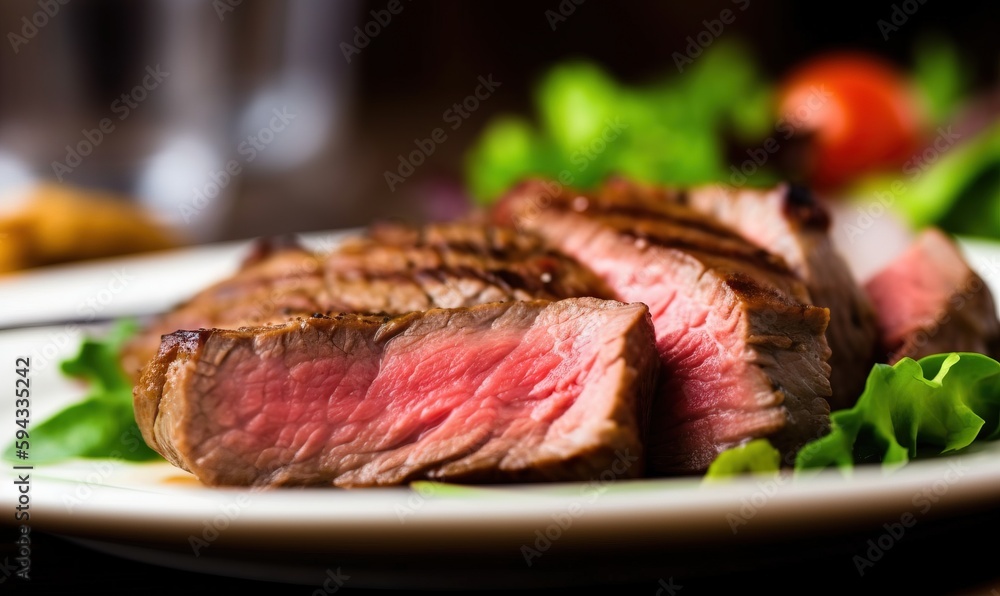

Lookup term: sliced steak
[134,298,658,487]
[120,242,328,378]
[122,224,611,379]
[865,228,1000,363]
[670,181,879,411]
[325,222,611,313]
[494,179,832,474]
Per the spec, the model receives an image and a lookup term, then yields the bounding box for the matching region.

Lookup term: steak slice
[324,222,611,313]
[670,181,879,411]
[134,298,658,487]
[122,223,611,379]
[494,179,832,474]
[865,228,1000,363]
[120,241,328,378]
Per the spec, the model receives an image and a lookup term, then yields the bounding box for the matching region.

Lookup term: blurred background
[0,0,996,273]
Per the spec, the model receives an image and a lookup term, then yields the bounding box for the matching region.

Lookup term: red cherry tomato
[777,53,925,190]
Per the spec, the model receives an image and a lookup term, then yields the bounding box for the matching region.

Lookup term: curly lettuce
[796,353,1000,471]
[707,353,1000,477]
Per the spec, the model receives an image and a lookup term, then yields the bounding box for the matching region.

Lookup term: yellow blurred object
[0,184,178,274]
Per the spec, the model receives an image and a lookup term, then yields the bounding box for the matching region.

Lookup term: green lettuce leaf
[464,40,771,203]
[465,116,548,204]
[704,439,781,480]
[912,35,968,124]
[796,353,1000,472]
[707,353,1000,478]
[891,122,1000,233]
[6,320,161,463]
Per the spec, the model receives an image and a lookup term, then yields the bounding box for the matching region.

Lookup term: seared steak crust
[494,179,833,474]
[122,224,612,379]
[676,182,880,411]
[135,298,658,487]
[866,228,1000,363]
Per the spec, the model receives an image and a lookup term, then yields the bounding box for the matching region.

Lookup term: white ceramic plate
[1,235,999,588]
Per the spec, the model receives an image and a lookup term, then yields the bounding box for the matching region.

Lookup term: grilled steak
[134,298,658,487]
[325,222,611,311]
[865,228,1000,363]
[494,179,832,474]
[122,223,611,379]
[670,182,879,410]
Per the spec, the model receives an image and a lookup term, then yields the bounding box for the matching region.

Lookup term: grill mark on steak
[335,264,549,304]
[535,183,764,243]
[618,229,794,279]
[421,237,531,298]
[123,223,612,380]
[494,179,832,474]
[574,203,747,240]
[134,298,659,487]
[331,226,603,299]
[503,182,800,284]
[722,272,802,306]
[668,182,880,411]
